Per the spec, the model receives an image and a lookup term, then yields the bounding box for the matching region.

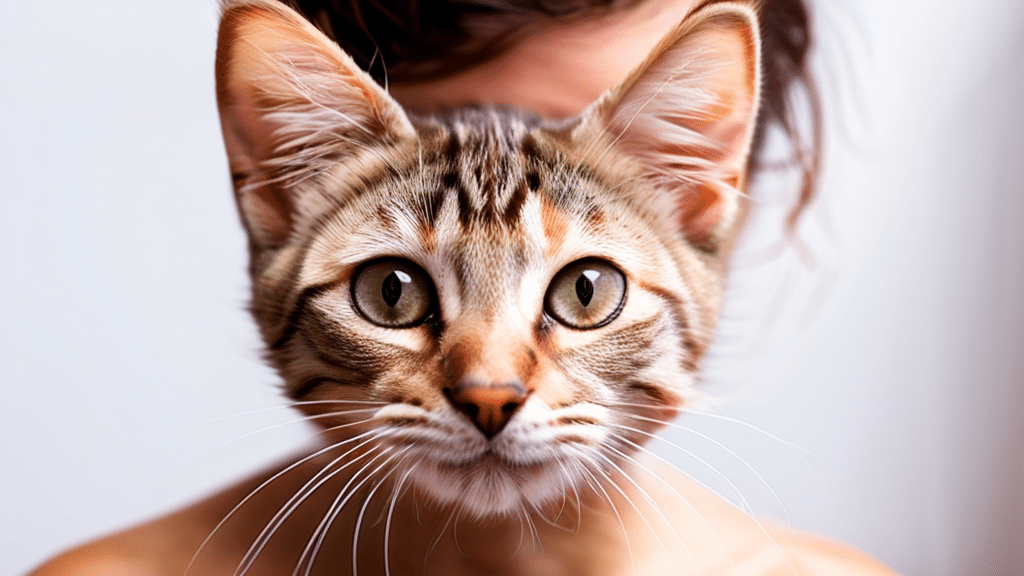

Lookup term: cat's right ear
[216,0,414,250]
[572,2,761,253]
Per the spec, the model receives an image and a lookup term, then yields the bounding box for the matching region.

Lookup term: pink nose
[444,382,528,438]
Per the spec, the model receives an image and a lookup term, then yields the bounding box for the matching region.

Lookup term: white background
[2,0,1022,574]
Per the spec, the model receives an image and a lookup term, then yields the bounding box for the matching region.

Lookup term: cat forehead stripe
[416,112,565,229]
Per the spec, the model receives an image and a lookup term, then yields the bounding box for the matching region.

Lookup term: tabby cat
[32,0,895,574]
[218,0,754,511]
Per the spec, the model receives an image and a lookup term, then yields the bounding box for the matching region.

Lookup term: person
[31,0,894,574]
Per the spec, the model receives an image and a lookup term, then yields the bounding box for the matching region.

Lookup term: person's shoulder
[632,454,899,575]
[775,529,900,576]
[27,489,236,576]
[28,535,164,576]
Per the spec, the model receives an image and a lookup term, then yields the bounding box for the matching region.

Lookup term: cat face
[216,0,760,516]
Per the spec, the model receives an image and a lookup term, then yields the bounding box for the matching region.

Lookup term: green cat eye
[545,259,626,329]
[351,258,435,328]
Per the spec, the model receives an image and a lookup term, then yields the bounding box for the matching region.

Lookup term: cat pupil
[381,271,406,307]
[575,273,595,307]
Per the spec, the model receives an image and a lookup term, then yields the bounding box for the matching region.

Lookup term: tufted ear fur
[574,2,761,252]
[215,0,414,251]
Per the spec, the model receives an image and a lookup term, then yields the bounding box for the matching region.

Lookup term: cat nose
[444,381,528,438]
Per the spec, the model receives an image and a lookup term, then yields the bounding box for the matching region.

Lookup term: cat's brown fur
[31,1,895,574]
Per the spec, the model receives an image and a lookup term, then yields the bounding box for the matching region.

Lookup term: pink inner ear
[215,2,414,251]
[239,185,294,245]
[219,77,298,246]
[680,184,725,244]
[595,7,760,247]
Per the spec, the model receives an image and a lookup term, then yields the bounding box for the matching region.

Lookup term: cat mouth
[414,449,567,516]
[437,449,545,472]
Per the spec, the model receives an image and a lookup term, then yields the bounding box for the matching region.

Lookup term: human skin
[30,1,897,574]
[389,0,705,119]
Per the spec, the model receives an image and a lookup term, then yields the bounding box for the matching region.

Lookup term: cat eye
[351,258,436,328]
[545,259,626,329]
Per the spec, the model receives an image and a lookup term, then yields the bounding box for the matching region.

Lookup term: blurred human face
[389,0,698,118]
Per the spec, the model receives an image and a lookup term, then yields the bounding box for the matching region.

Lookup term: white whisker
[384,466,416,576]
[614,401,818,466]
[422,504,458,572]
[609,432,798,576]
[523,502,542,555]
[618,412,792,523]
[577,463,638,576]
[166,400,387,433]
[451,502,470,559]
[213,411,378,453]
[603,442,738,575]
[300,446,410,576]
[509,506,526,560]
[352,456,401,576]
[589,453,683,576]
[236,437,380,576]
[186,431,373,576]
[608,421,756,516]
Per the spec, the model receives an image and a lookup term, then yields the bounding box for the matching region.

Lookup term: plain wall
[2,0,1022,574]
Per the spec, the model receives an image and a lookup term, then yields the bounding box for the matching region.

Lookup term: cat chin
[410,455,584,518]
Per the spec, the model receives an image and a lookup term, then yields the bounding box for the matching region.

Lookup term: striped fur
[217,0,760,516]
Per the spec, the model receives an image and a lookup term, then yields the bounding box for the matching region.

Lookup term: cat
[217,0,752,522]
[31,1,895,574]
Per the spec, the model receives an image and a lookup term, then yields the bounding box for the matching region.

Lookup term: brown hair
[285,0,820,225]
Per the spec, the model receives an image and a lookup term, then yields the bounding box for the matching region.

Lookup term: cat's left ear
[574,2,760,250]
